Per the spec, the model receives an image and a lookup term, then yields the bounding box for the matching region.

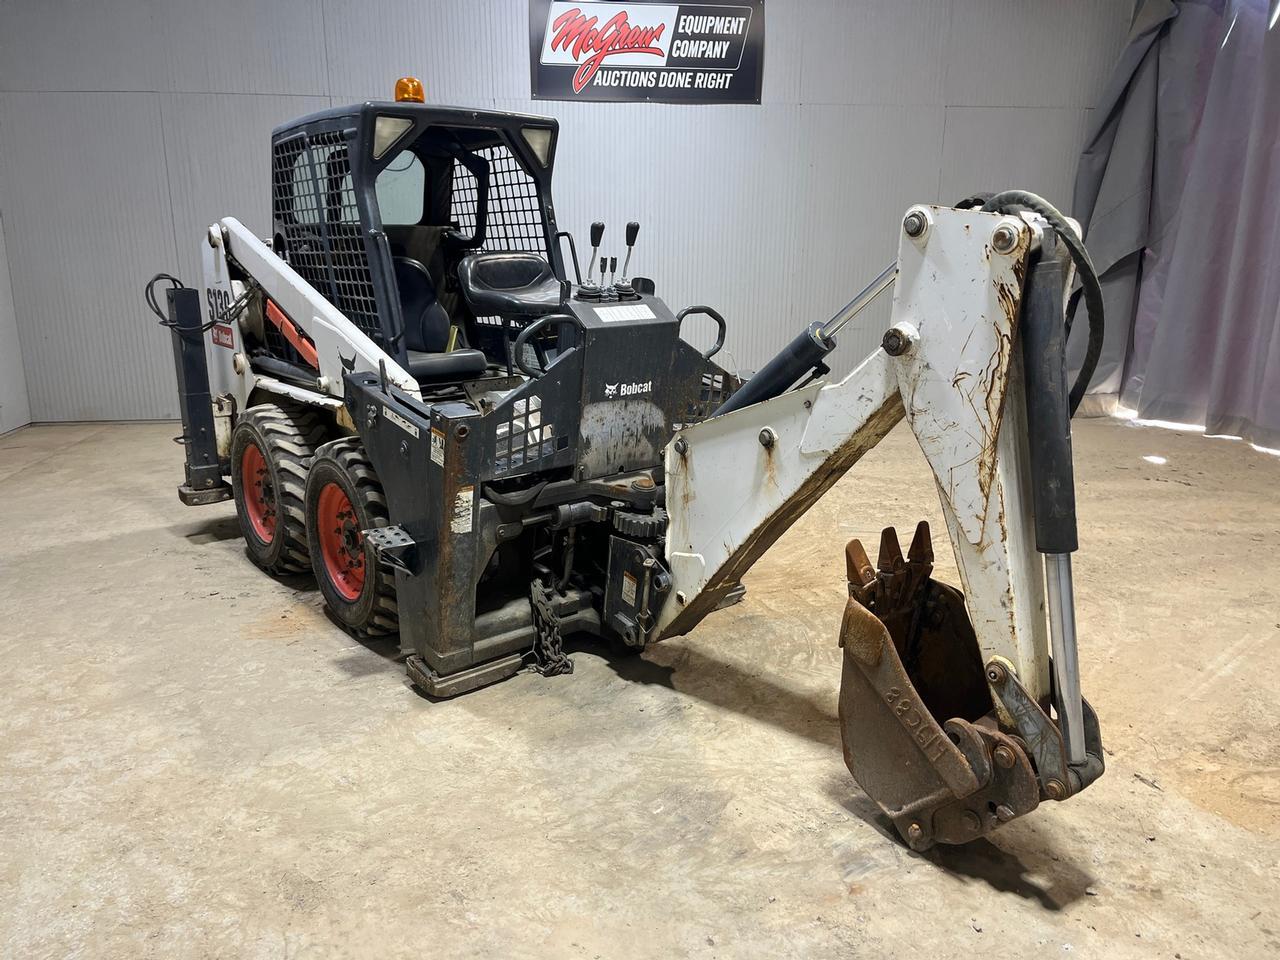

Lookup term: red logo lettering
[549,8,667,93]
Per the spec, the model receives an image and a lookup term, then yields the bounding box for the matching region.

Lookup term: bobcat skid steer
[152,78,1105,850]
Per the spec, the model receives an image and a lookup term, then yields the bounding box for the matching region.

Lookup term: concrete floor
[1,418,1278,959]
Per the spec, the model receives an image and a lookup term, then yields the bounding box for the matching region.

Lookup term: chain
[529,578,573,677]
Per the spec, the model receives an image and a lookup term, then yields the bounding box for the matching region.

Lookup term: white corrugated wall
[0,0,1130,421]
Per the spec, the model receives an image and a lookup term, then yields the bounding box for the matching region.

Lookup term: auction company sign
[529,0,765,104]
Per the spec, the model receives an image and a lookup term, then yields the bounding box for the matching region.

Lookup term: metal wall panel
[0,0,1129,420]
[938,106,1092,213]
[324,0,512,105]
[943,0,1131,108]
[159,0,330,96]
[0,212,31,433]
[0,0,328,95]
[0,0,168,93]
[161,93,332,286]
[799,0,952,106]
[0,92,177,421]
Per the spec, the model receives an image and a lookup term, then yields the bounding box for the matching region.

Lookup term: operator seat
[457,252,562,319]
[392,256,487,383]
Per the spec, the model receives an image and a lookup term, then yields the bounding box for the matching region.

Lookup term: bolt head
[758,427,775,449]
[994,804,1015,823]
[903,210,927,239]
[992,224,1020,254]
[1045,779,1067,801]
[673,437,688,456]
[993,744,1016,769]
[986,663,1007,684]
[962,810,983,832]
[906,822,923,842]
[881,328,908,357]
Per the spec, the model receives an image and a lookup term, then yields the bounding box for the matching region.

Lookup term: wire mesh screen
[271,130,384,344]
[451,144,549,334]
[451,146,547,254]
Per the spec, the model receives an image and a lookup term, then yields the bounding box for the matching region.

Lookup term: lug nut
[993,744,1016,769]
[903,210,928,239]
[991,223,1020,254]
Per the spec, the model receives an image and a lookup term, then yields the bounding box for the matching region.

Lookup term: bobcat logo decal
[604,383,619,397]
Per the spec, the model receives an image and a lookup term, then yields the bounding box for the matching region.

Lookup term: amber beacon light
[394,76,425,103]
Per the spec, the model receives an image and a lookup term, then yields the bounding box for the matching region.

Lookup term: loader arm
[657,205,1103,848]
[203,217,419,410]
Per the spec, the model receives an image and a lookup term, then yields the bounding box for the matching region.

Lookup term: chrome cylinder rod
[818,261,898,342]
[1045,552,1086,764]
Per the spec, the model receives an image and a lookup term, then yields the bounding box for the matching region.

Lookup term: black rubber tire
[304,438,399,638]
[229,403,327,574]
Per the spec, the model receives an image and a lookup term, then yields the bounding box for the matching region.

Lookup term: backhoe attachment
[658,200,1108,848]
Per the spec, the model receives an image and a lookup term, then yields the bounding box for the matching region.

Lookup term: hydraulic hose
[979,190,1105,416]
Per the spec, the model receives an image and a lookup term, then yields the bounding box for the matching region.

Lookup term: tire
[230,403,327,574]
[305,438,399,638]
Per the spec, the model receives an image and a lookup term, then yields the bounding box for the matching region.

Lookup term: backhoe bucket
[838,522,1045,850]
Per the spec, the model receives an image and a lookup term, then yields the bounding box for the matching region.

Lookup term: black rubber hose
[979,190,1104,415]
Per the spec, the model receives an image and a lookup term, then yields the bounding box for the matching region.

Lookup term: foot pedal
[178,481,233,506]
[714,582,747,610]
[364,525,418,573]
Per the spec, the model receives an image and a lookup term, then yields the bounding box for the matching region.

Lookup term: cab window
[376,151,425,225]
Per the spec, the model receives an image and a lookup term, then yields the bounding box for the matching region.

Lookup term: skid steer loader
[150,78,1105,850]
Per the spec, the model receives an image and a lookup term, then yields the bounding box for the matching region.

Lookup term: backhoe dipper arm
[656,204,1103,848]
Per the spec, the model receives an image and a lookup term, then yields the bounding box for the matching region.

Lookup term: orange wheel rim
[240,442,276,543]
[317,482,365,601]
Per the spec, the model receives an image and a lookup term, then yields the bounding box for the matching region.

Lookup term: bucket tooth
[845,539,876,590]
[907,520,933,565]
[877,526,904,573]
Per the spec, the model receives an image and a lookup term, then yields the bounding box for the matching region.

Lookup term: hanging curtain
[1071,0,1280,448]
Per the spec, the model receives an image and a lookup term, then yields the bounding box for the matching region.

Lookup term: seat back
[393,257,451,353]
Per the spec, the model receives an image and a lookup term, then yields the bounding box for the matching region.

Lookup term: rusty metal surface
[986,659,1106,800]
[839,523,1040,850]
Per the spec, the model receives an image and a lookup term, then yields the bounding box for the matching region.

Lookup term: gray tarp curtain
[1071,0,1280,448]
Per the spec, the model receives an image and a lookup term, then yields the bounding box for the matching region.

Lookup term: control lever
[587,221,604,284]
[609,256,617,288]
[621,221,639,279]
[599,256,608,291]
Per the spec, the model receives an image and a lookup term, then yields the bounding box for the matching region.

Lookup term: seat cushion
[406,348,489,383]
[458,252,562,318]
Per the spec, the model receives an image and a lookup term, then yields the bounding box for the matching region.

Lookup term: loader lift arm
[655,203,1104,849]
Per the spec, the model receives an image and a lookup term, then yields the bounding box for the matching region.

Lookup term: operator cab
[268,85,567,391]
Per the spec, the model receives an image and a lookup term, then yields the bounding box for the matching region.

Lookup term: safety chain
[529,578,573,677]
